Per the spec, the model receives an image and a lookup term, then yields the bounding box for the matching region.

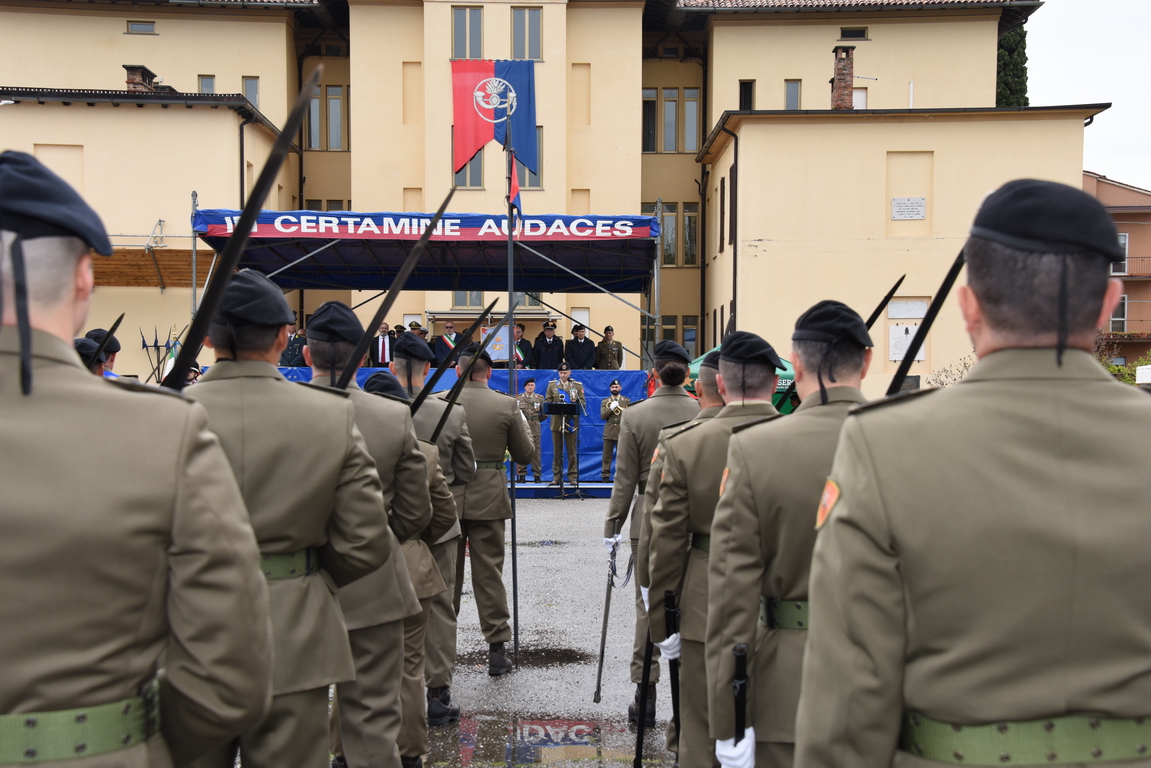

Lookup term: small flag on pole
[508,150,522,216]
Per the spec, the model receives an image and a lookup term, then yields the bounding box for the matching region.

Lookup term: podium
[542,402,584,499]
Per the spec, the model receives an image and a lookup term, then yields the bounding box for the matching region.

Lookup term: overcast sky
[1026,0,1151,191]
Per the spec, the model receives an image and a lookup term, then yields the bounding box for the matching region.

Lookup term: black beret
[970,179,1124,261]
[394,331,436,361]
[604,326,614,333]
[700,350,722,370]
[720,331,785,370]
[572,324,585,333]
[0,151,112,256]
[460,342,493,366]
[364,371,409,399]
[524,378,536,386]
[306,301,363,344]
[610,378,621,386]
[792,300,872,348]
[558,362,571,371]
[73,337,106,365]
[85,328,121,354]
[654,339,691,365]
[216,270,295,326]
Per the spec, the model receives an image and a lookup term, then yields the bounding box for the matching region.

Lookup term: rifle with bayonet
[593,520,632,704]
[85,313,123,371]
[886,252,965,395]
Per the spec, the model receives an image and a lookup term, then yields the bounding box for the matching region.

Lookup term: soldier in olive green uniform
[705,303,871,768]
[0,151,274,768]
[603,340,699,724]
[599,379,631,481]
[595,325,624,370]
[647,332,785,768]
[515,378,546,482]
[796,180,1151,768]
[192,271,391,768]
[454,344,537,675]
[303,302,431,768]
[546,362,586,485]
[390,334,475,726]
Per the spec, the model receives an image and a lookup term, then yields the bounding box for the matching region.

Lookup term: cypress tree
[997,26,1029,107]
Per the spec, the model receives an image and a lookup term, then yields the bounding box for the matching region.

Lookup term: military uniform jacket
[280,333,306,366]
[706,386,865,743]
[455,381,536,521]
[402,440,456,600]
[603,386,699,540]
[516,391,546,434]
[599,394,631,440]
[532,335,564,369]
[411,388,475,489]
[565,337,595,369]
[338,386,431,631]
[193,360,390,695]
[648,401,779,644]
[0,331,274,766]
[795,350,1151,768]
[545,378,586,431]
[595,340,624,370]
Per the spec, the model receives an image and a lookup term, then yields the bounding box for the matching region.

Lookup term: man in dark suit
[511,324,533,369]
[435,321,459,364]
[532,320,564,370]
[565,324,595,369]
[367,320,393,367]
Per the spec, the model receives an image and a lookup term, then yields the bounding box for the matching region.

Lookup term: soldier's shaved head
[0,232,88,314]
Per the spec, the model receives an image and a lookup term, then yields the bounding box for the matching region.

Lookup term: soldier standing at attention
[453,343,536,675]
[545,362,586,486]
[565,323,595,369]
[0,150,274,767]
[191,270,391,768]
[390,333,475,727]
[795,180,1151,768]
[532,320,564,369]
[602,340,699,725]
[705,303,871,768]
[595,325,623,370]
[647,332,784,768]
[599,378,631,481]
[280,317,306,366]
[515,377,546,483]
[303,301,431,768]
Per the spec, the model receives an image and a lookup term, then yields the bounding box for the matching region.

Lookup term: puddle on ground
[456,646,593,668]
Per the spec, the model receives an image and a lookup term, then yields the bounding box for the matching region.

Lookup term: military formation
[4,147,1151,768]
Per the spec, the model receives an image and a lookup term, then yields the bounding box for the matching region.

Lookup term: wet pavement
[428,497,676,768]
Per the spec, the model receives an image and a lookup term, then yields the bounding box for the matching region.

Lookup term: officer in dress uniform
[599,379,631,481]
[515,377,546,482]
[705,302,871,768]
[280,318,306,366]
[602,340,699,725]
[302,301,432,768]
[565,323,595,369]
[453,343,536,675]
[532,320,564,369]
[0,150,274,767]
[389,333,475,727]
[595,325,624,370]
[647,332,785,768]
[191,270,391,768]
[545,362,586,485]
[795,180,1151,768]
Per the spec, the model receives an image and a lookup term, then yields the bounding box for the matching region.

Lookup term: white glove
[640,586,650,611]
[654,632,681,660]
[604,535,621,553]
[715,727,756,768]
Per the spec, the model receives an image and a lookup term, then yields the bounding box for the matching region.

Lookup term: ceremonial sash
[442,333,456,350]
[514,343,524,362]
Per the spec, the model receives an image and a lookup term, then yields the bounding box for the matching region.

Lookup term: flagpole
[505,114,520,666]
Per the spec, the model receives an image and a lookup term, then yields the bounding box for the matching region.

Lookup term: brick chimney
[831,46,855,110]
[123,65,159,92]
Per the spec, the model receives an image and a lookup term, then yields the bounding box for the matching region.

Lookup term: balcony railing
[1105,318,1151,337]
[1110,256,1151,277]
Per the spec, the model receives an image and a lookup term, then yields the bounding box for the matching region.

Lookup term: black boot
[627,682,656,727]
[489,641,514,676]
[427,686,461,726]
[400,757,422,768]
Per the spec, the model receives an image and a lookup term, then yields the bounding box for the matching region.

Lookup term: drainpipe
[239,116,256,207]
[697,54,708,348]
[721,125,738,332]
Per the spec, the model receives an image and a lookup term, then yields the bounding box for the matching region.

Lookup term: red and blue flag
[453,60,537,174]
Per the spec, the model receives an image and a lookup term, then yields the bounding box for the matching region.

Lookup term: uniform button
[797,621,805,628]
[24,749,36,759]
[952,724,963,732]
[75,713,87,723]
[999,753,1011,762]
[998,724,1009,734]
[953,751,964,761]
[75,743,87,754]
[1092,749,1103,759]
[24,717,36,728]
[1137,745,1147,754]
[122,734,133,745]
[1089,719,1101,729]
[1047,753,1057,762]
[122,703,132,715]
[1044,721,1055,731]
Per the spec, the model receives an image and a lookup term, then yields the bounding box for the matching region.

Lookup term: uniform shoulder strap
[663,419,704,441]
[731,413,781,435]
[106,377,192,401]
[298,381,352,397]
[368,391,411,405]
[848,386,938,415]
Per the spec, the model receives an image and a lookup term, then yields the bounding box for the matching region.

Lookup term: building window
[326,200,345,211]
[712,308,717,347]
[853,87,867,109]
[1112,294,1128,333]
[308,84,350,151]
[684,88,700,152]
[324,43,345,56]
[512,7,541,60]
[305,199,322,210]
[327,86,345,149]
[454,290,484,307]
[662,316,678,342]
[661,204,678,266]
[785,80,801,110]
[683,315,698,358]
[127,20,155,34]
[642,88,700,154]
[662,45,680,58]
[739,81,755,111]
[453,7,483,60]
[243,77,259,109]
[840,27,868,40]
[642,89,657,152]
[718,177,726,253]
[515,126,543,189]
[1112,233,1129,276]
[453,133,483,188]
[646,202,699,268]
[662,89,678,152]
[199,75,215,94]
[513,291,542,307]
[683,203,698,266]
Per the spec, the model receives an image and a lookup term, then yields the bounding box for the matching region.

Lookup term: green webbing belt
[691,533,710,553]
[261,548,318,580]
[0,680,159,764]
[759,596,809,630]
[476,460,505,470]
[900,711,1151,765]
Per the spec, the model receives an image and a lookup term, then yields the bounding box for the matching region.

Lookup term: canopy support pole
[267,239,341,278]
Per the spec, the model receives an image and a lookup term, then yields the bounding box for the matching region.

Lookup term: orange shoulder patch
[719,467,730,497]
[816,480,840,530]
[650,447,660,465]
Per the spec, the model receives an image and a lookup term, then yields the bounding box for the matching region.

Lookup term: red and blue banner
[453,60,537,173]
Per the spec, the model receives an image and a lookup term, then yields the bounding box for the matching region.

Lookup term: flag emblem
[474,78,517,122]
[815,479,840,530]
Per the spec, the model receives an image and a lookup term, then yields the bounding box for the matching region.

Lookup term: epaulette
[731,413,781,434]
[298,381,351,397]
[664,420,704,440]
[658,418,694,436]
[106,377,192,401]
[848,386,938,415]
[367,391,411,406]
